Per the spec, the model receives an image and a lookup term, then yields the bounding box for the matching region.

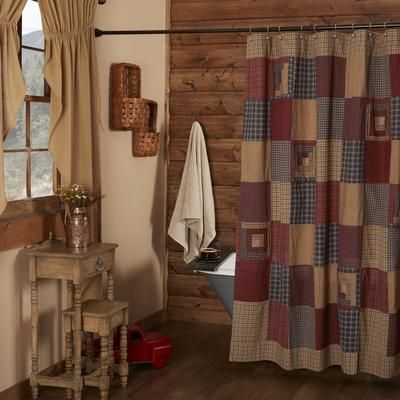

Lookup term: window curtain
[230,30,400,378]
[38,0,100,194]
[0,0,27,213]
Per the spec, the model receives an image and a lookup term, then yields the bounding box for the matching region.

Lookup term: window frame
[0,5,64,247]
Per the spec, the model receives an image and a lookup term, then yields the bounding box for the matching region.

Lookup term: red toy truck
[94,325,173,369]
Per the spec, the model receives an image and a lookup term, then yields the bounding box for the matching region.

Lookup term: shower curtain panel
[230,29,400,378]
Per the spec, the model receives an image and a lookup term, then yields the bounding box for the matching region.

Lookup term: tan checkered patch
[271,182,291,224]
[362,225,388,271]
[316,140,342,182]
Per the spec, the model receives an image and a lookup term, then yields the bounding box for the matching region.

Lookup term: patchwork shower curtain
[230,30,400,378]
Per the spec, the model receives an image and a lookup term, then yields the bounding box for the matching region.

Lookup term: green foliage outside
[5,30,53,201]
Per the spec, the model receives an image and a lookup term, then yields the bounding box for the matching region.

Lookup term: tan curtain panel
[0,0,27,213]
[38,0,100,190]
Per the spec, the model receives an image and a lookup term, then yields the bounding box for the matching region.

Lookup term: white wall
[96,0,167,322]
[0,0,167,392]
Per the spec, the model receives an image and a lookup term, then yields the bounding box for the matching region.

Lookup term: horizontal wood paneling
[170,92,245,116]
[169,115,244,139]
[171,44,246,69]
[168,0,400,325]
[171,0,400,22]
[170,68,245,92]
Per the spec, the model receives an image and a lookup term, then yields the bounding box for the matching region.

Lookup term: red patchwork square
[388,311,400,356]
[339,226,362,268]
[390,54,400,97]
[240,182,270,222]
[270,98,292,140]
[365,141,391,184]
[316,181,340,224]
[246,57,269,100]
[343,97,367,139]
[315,304,340,350]
[271,221,289,265]
[267,300,289,348]
[316,56,346,98]
[234,258,271,302]
[290,265,315,307]
[361,268,388,313]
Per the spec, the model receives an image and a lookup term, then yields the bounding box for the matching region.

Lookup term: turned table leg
[66,280,74,399]
[31,280,39,399]
[100,336,110,400]
[73,283,82,400]
[119,308,129,387]
[86,332,95,374]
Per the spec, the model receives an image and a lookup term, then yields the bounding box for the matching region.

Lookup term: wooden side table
[28,241,118,400]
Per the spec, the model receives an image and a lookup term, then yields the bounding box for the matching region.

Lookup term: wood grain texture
[170,92,244,116]
[19,320,400,400]
[170,68,245,92]
[171,0,400,22]
[169,115,244,139]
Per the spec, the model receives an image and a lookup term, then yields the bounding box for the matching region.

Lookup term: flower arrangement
[57,184,104,210]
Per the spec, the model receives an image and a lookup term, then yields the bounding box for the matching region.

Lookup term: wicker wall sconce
[109,63,160,157]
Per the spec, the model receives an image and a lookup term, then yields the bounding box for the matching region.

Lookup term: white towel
[168,121,216,263]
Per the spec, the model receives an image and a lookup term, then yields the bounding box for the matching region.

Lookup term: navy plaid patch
[392,97,400,139]
[341,141,365,183]
[388,226,400,271]
[317,97,344,139]
[270,261,290,306]
[243,99,270,141]
[272,141,291,182]
[364,184,389,226]
[314,224,339,267]
[290,178,316,224]
[338,308,359,353]
[368,56,391,98]
[289,57,317,99]
[289,306,316,349]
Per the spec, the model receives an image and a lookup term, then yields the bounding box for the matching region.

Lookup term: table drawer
[83,252,113,279]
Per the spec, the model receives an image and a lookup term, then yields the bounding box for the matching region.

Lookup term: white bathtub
[198,252,236,317]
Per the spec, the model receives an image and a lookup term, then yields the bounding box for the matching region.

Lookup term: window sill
[0,196,66,252]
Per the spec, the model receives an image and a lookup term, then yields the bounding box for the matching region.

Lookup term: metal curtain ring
[333,23,337,38]
[313,24,317,38]
[351,23,355,37]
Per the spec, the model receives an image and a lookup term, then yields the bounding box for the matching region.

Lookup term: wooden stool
[63,300,129,400]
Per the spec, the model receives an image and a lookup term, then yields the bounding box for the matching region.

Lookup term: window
[4,0,55,202]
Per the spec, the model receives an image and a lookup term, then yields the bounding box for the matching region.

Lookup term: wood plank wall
[167,0,400,325]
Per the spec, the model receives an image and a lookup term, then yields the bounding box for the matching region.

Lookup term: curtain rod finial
[98,0,107,4]
[95,29,103,37]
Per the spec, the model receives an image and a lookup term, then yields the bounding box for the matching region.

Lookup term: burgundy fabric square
[365,141,391,184]
[246,57,269,100]
[316,181,340,224]
[234,258,271,302]
[270,98,293,140]
[388,184,400,224]
[361,268,388,313]
[271,221,289,265]
[315,304,340,350]
[267,300,289,348]
[240,182,270,222]
[343,97,367,140]
[388,311,400,356]
[390,55,400,97]
[290,265,315,307]
[339,226,362,268]
[316,56,346,98]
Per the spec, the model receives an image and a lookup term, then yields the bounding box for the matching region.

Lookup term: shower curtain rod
[95,22,400,37]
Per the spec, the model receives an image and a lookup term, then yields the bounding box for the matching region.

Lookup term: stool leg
[85,332,94,374]
[100,335,110,400]
[65,326,73,399]
[108,330,114,379]
[119,321,128,387]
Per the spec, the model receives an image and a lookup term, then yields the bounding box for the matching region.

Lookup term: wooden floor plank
[27,320,400,400]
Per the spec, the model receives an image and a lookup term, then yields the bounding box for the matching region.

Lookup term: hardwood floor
[26,320,400,400]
